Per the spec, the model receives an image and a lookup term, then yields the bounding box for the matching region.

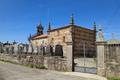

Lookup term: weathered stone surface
[0,54,68,71]
[28,44,33,53]
[66,42,73,71]
[13,44,18,55]
[96,41,106,76]
[33,46,37,54]
[48,27,71,57]
[45,45,53,56]
[39,45,45,55]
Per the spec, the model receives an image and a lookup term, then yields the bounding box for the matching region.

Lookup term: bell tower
[37,22,43,35]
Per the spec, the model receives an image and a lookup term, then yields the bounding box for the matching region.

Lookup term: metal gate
[74,42,97,74]
[75,66,97,74]
[74,58,97,74]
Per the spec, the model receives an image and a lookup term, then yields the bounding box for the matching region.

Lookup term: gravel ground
[0,61,105,80]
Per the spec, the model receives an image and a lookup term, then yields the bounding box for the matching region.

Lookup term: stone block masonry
[0,53,68,71]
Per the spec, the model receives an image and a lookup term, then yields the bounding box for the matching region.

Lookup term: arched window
[63,36,65,42]
[51,38,54,43]
[51,38,54,41]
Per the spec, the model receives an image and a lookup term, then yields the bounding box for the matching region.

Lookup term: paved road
[0,61,103,80]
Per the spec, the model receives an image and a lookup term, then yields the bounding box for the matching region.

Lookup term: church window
[63,36,65,42]
[51,38,54,43]
[57,30,60,36]
[52,38,54,41]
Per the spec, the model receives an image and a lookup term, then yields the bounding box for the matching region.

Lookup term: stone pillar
[28,44,33,53]
[0,43,3,53]
[0,43,2,53]
[23,46,27,53]
[96,27,106,76]
[13,44,18,55]
[96,41,106,76]
[33,46,37,54]
[66,42,73,71]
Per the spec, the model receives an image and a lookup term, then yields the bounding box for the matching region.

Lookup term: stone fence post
[66,42,73,71]
[96,41,106,76]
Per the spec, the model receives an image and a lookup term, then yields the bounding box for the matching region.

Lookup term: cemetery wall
[0,53,68,71]
[97,41,120,77]
[0,54,19,63]
[105,44,120,77]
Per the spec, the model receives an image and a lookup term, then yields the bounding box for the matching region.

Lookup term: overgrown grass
[108,77,120,80]
[0,59,19,65]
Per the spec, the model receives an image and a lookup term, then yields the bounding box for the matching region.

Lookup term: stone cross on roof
[97,25,104,41]
[70,14,74,25]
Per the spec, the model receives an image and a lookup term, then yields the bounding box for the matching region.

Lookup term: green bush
[29,64,34,68]
[108,77,120,80]
[39,65,47,69]
[35,64,47,69]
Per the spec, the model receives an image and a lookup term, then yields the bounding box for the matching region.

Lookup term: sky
[0,0,120,43]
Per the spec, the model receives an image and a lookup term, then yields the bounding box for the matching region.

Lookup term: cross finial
[97,25,104,41]
[93,21,96,30]
[98,25,102,31]
[112,33,115,40]
[70,13,74,25]
[28,33,32,41]
[48,21,51,31]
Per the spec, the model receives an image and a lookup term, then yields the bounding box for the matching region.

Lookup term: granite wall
[105,44,120,77]
[0,53,68,71]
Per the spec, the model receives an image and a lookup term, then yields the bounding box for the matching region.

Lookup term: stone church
[28,15,96,57]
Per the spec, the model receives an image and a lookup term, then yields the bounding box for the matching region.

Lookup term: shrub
[29,64,34,68]
[108,77,120,80]
[35,64,47,69]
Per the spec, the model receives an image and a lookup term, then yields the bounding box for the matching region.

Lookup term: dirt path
[0,61,105,80]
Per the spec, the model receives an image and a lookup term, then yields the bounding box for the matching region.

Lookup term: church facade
[28,15,96,57]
